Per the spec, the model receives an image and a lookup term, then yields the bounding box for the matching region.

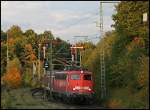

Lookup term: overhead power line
[56,9,99,30]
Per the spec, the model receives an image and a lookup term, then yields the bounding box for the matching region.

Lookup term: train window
[83,75,91,80]
[71,75,80,80]
[55,74,67,80]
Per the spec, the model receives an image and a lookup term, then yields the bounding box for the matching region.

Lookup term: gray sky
[1,1,119,44]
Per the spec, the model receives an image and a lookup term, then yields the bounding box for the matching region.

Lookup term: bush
[137,56,149,88]
[2,68,22,89]
[2,58,22,89]
[108,98,122,109]
[22,67,40,88]
[1,94,13,109]
[22,68,32,87]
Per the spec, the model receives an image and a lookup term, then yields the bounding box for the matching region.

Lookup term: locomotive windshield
[55,74,67,80]
[71,74,80,80]
[83,75,92,80]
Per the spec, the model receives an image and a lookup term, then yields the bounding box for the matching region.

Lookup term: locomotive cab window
[83,75,92,80]
[55,74,67,80]
[71,74,80,80]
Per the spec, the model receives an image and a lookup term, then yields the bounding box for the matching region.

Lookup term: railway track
[2,87,105,109]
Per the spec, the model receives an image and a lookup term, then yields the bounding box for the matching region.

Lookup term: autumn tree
[2,58,22,89]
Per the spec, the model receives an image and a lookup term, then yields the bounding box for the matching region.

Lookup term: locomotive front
[52,69,95,104]
[42,67,95,104]
[67,70,94,101]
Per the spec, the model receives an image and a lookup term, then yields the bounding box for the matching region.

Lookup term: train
[41,66,95,104]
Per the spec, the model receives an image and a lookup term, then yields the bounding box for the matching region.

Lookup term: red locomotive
[41,66,95,104]
[31,44,95,104]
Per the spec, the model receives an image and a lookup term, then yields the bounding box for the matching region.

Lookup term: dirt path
[1,87,104,109]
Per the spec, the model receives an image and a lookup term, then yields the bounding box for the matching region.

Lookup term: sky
[1,1,119,44]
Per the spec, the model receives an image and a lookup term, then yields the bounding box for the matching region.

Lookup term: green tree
[1,30,7,43]
[24,29,36,37]
[43,30,54,40]
[1,42,7,75]
[25,29,38,58]
[112,1,149,55]
[7,25,23,39]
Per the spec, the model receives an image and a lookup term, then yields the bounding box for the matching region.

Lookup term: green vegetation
[1,1,149,109]
[1,25,71,108]
[1,25,71,85]
[81,1,149,109]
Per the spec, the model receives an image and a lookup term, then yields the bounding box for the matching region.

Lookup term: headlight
[73,86,91,91]
[73,86,80,90]
[83,86,91,91]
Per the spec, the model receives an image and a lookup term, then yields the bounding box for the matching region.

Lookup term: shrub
[137,56,149,88]
[108,98,122,109]
[2,58,22,89]
[2,68,22,89]
[22,68,32,87]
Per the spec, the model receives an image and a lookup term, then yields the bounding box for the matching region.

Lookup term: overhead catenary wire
[55,8,99,30]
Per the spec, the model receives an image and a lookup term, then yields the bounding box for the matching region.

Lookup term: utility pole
[80,50,82,66]
[49,40,53,99]
[70,46,83,66]
[99,1,106,99]
[73,36,88,66]
[71,45,75,64]
[43,46,46,75]
[7,32,9,69]
[44,39,55,100]
[38,43,41,80]
[99,1,120,99]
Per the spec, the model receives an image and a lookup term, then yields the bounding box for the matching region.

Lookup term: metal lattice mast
[99,1,120,99]
[100,1,106,99]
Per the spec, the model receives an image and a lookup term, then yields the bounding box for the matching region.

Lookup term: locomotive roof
[64,65,89,71]
[54,70,92,74]
[53,66,92,74]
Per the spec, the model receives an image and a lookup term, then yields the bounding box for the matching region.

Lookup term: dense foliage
[82,1,149,108]
[1,1,149,109]
[1,25,71,88]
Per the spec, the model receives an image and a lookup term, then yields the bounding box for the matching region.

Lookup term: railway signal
[38,44,41,80]
[42,39,62,100]
[70,45,84,66]
[44,59,49,70]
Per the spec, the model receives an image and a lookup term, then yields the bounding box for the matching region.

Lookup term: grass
[1,88,15,109]
[106,87,149,109]
[1,87,77,109]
